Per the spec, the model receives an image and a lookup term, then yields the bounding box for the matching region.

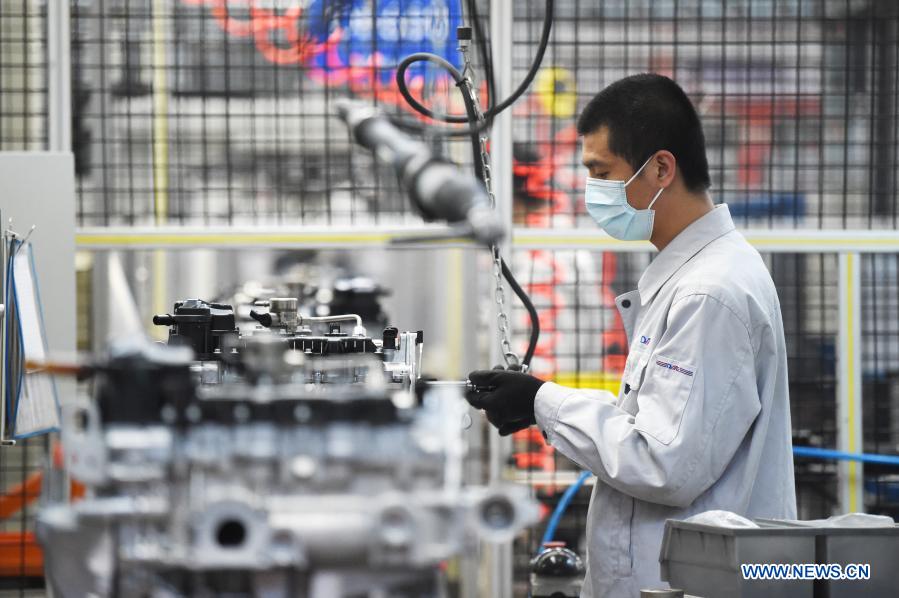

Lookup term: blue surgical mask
[584,155,664,240]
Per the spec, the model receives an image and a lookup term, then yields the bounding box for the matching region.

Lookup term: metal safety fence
[71,0,493,226]
[512,0,899,230]
[0,0,46,152]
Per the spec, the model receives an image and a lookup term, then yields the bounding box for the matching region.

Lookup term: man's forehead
[581,127,616,165]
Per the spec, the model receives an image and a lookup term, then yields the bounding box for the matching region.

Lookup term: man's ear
[653,150,677,188]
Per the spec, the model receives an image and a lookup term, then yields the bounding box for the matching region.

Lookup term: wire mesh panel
[861,253,899,518]
[0,0,47,150]
[508,249,643,382]
[70,0,899,230]
[0,441,48,594]
[770,252,840,518]
[71,0,488,226]
[512,0,899,229]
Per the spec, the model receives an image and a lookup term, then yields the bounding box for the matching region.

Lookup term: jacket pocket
[634,354,698,445]
[621,350,650,395]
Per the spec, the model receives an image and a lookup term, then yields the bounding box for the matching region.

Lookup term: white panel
[0,153,77,362]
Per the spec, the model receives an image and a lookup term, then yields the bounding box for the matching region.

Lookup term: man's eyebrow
[582,158,609,169]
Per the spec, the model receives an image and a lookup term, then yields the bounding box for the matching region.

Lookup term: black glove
[466,369,545,436]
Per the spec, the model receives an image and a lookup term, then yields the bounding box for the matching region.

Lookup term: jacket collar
[637,204,736,306]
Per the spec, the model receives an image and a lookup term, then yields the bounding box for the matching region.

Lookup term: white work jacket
[534,205,797,597]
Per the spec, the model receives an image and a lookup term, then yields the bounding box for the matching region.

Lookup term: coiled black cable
[392,53,487,183]
[391,1,550,369]
[396,0,553,126]
[390,0,553,142]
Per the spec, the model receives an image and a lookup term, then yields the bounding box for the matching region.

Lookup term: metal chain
[458,46,521,370]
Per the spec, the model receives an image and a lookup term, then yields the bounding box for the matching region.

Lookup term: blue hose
[539,470,592,551]
[793,446,899,467]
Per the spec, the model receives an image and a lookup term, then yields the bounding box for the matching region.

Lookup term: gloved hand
[466,368,546,436]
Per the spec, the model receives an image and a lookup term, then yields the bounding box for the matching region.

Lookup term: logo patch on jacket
[640,335,651,345]
[655,360,694,377]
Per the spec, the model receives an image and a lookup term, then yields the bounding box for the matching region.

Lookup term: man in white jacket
[467,74,797,596]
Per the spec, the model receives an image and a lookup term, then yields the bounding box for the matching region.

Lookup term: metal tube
[837,253,863,513]
[488,0,515,595]
[70,226,899,253]
[47,0,72,152]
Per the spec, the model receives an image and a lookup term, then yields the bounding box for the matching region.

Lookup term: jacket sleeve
[534,292,761,508]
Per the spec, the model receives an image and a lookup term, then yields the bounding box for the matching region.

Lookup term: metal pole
[46,5,74,531]
[47,0,72,152]
[151,0,171,340]
[489,0,515,596]
[837,252,863,512]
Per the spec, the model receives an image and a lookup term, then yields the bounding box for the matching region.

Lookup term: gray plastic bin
[659,520,817,598]
[755,519,899,598]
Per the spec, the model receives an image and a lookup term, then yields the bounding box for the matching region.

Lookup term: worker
[467,74,797,596]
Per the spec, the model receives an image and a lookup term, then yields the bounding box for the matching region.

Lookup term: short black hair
[576,74,711,192]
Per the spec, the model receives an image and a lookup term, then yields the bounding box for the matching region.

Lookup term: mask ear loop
[625,154,665,209]
[625,154,656,186]
[647,187,664,210]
